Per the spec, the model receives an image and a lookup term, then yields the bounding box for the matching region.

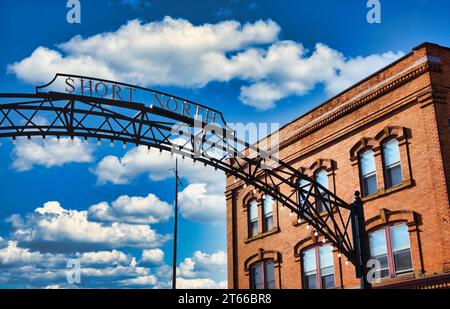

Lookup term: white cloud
[141,248,164,265]
[12,137,95,171]
[9,201,170,251]
[93,146,224,188]
[93,146,226,223]
[119,275,158,287]
[176,278,227,289]
[89,194,172,225]
[152,250,227,289]
[0,237,225,289]
[7,17,402,110]
[8,17,279,87]
[178,184,226,222]
[76,249,130,265]
[177,250,226,280]
[0,241,43,266]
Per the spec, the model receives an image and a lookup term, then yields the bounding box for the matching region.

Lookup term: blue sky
[0,0,449,288]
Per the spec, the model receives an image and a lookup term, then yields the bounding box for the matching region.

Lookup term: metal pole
[350,191,372,289]
[172,158,179,289]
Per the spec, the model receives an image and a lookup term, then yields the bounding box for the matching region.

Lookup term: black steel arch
[0,73,361,266]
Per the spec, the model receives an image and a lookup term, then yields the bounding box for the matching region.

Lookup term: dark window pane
[250,221,258,237]
[264,261,275,289]
[362,174,378,196]
[386,164,402,187]
[373,254,390,278]
[304,274,317,289]
[251,263,263,289]
[321,274,335,289]
[263,215,273,232]
[393,249,413,275]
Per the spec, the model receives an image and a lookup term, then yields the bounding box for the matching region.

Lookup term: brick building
[225,42,450,289]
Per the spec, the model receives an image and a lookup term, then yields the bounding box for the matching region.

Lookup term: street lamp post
[172,158,179,289]
[350,191,372,289]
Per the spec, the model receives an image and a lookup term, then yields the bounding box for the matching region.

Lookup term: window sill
[361,179,414,202]
[372,272,416,288]
[244,227,280,243]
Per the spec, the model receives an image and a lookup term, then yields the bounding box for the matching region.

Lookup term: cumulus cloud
[178,184,225,222]
[0,236,224,289]
[93,146,224,188]
[119,275,157,287]
[152,250,227,289]
[7,17,402,110]
[177,250,227,279]
[88,193,172,225]
[76,249,131,266]
[0,241,43,266]
[176,278,227,289]
[93,146,226,223]
[12,137,95,171]
[174,250,227,289]
[141,248,164,265]
[9,201,170,252]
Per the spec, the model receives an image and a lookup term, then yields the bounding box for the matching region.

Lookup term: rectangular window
[248,200,258,237]
[390,225,413,275]
[369,229,390,278]
[264,260,276,289]
[369,224,413,279]
[383,139,403,188]
[302,248,317,289]
[250,260,275,289]
[319,245,335,289]
[360,150,378,196]
[263,196,274,233]
[250,262,263,289]
[302,244,334,289]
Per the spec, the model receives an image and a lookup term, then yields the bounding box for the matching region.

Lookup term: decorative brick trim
[349,137,379,162]
[243,249,282,272]
[365,209,418,231]
[374,126,407,142]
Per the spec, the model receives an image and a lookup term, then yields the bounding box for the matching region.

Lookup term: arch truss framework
[0,73,371,287]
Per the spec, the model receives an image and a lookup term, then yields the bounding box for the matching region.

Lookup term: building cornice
[277,61,442,151]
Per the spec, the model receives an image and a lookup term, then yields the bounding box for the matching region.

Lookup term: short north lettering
[54,75,217,124]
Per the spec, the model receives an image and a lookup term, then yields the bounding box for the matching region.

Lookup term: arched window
[250,260,275,289]
[302,244,334,289]
[315,170,329,213]
[359,149,378,196]
[369,224,413,279]
[262,196,274,233]
[382,139,403,188]
[248,200,258,237]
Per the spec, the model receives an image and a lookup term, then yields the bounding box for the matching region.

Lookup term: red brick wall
[226,43,450,289]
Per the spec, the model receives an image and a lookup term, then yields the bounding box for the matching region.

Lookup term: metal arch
[0,74,358,264]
